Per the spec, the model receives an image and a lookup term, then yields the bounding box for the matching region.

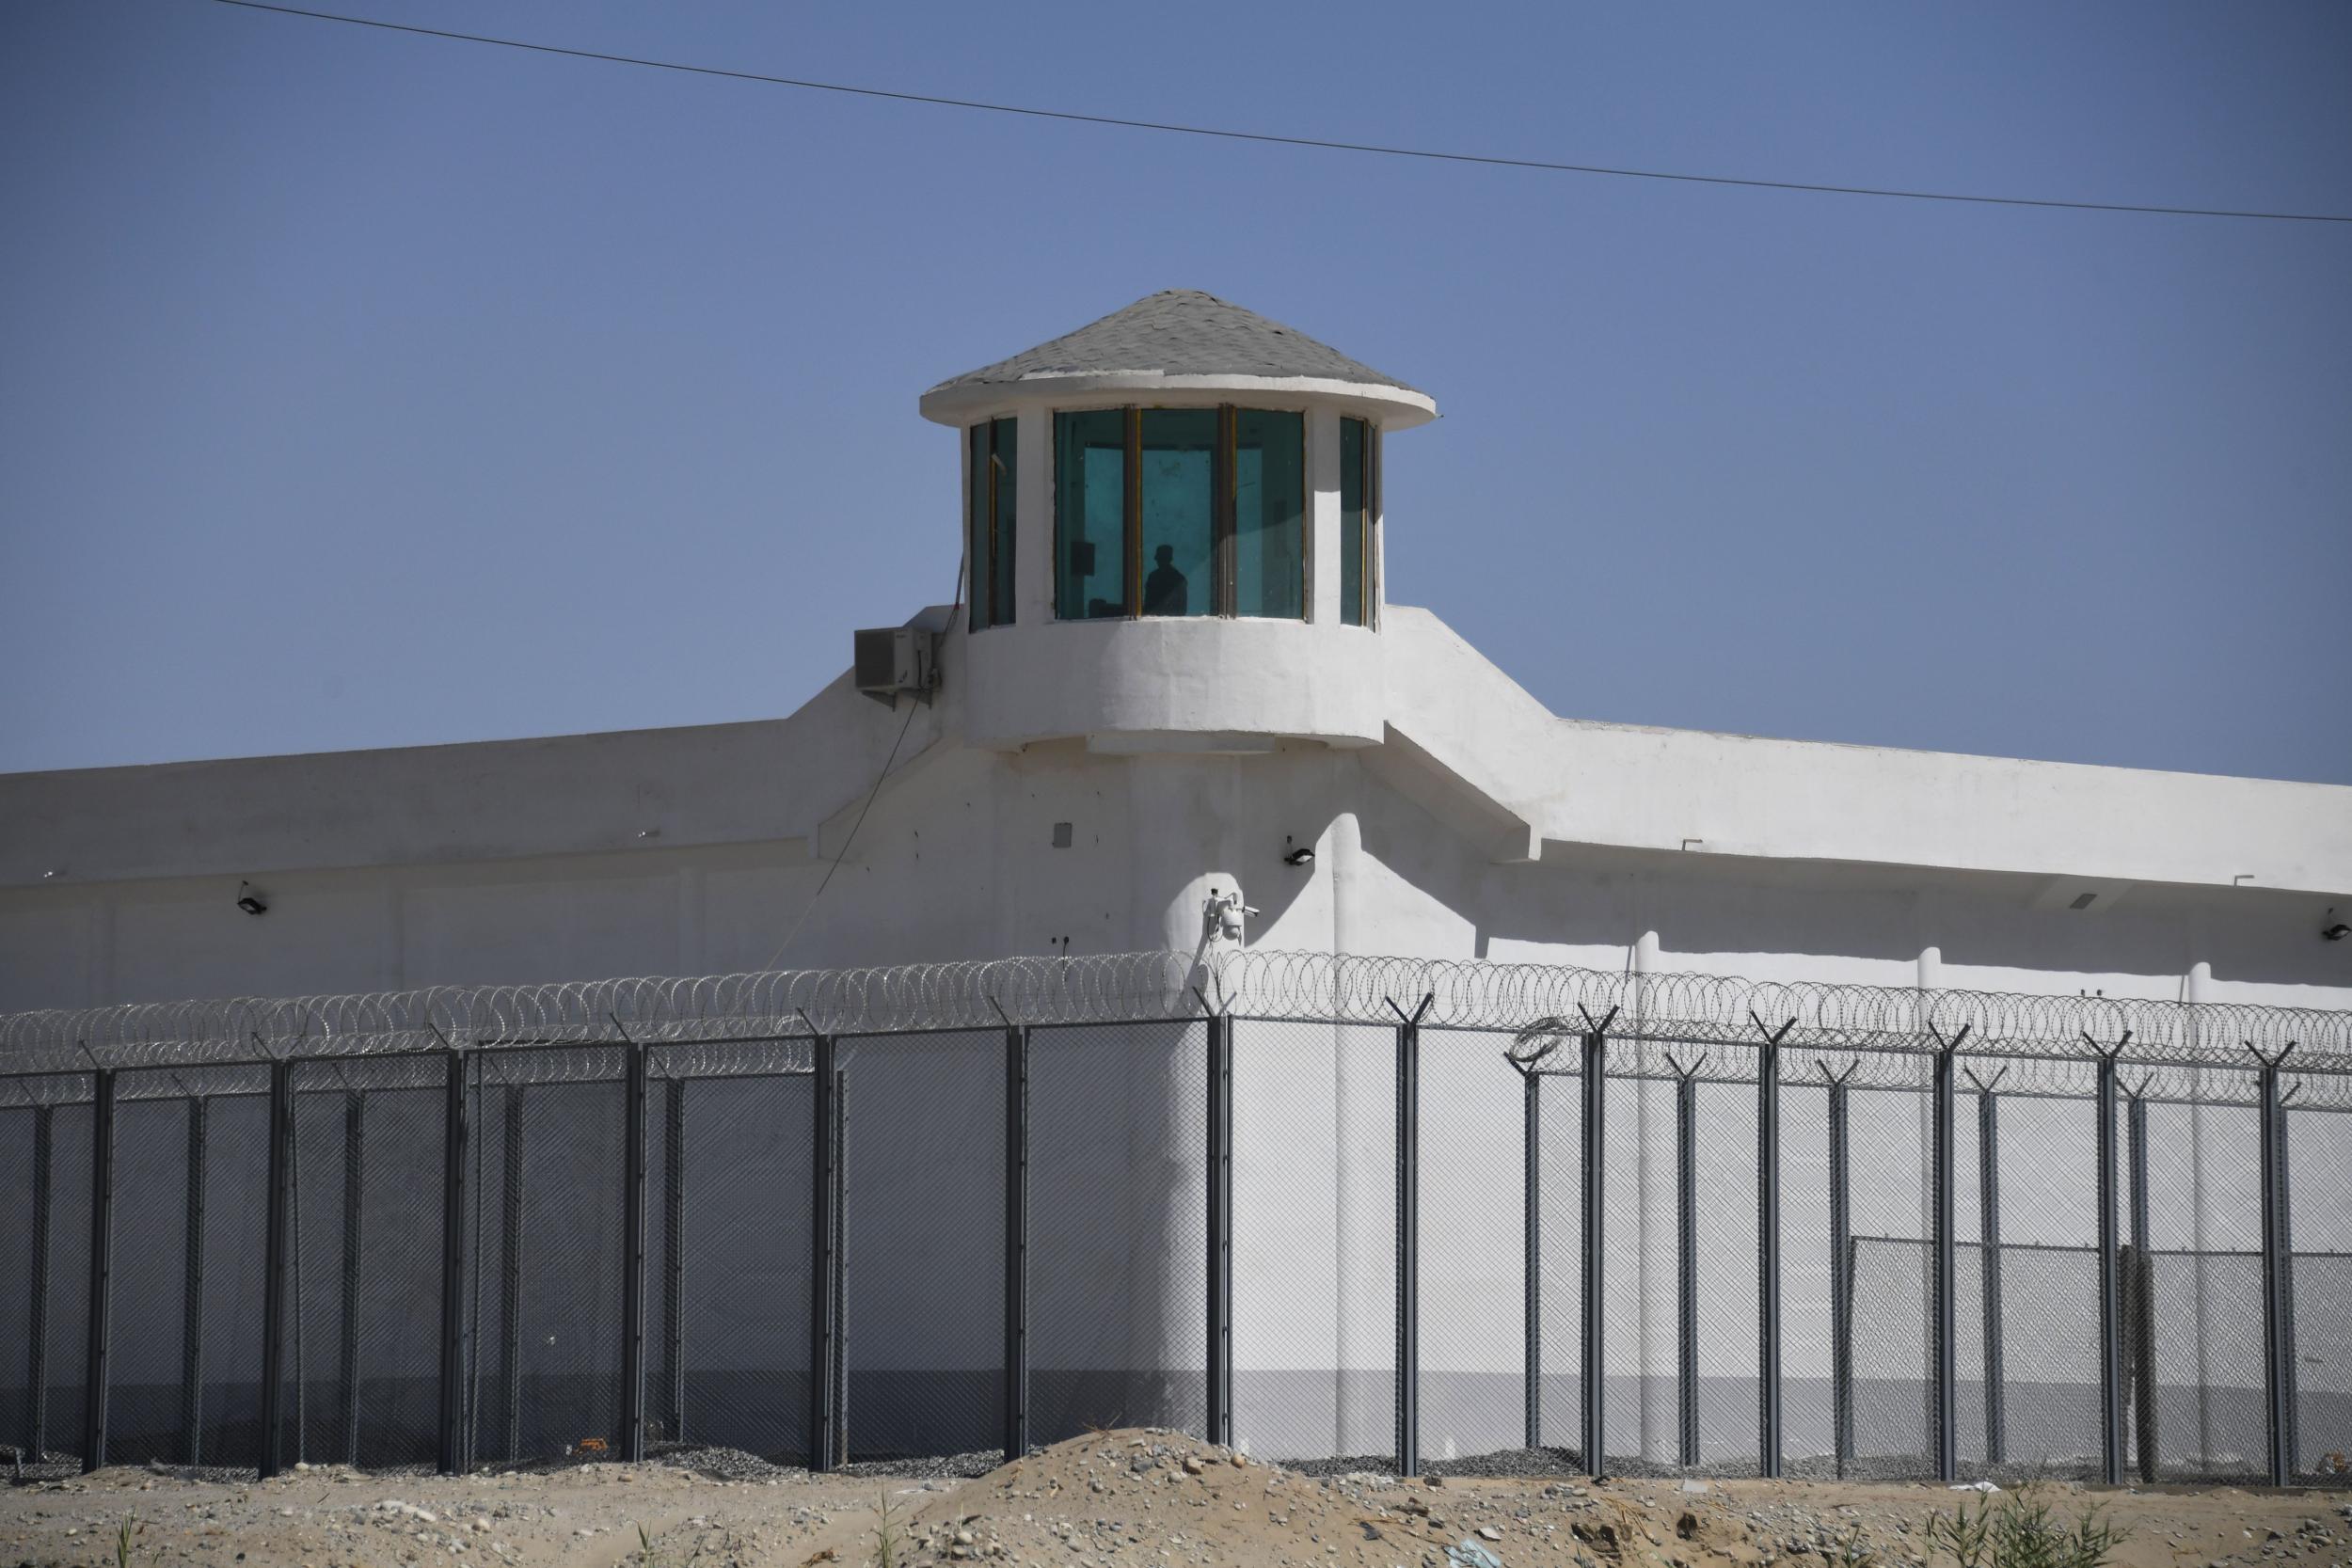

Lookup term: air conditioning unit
[853,626,940,707]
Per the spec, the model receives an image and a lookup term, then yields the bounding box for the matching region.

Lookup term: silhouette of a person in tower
[1143,544,1189,616]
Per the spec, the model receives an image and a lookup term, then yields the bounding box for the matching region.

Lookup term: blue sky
[4,1,2348,783]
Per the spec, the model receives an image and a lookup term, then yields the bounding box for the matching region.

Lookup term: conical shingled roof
[928,290,1423,396]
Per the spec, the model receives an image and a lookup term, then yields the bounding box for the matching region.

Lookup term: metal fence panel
[646,1059,812,1460]
[1232,1020,1393,1463]
[0,1104,32,1463]
[1847,1084,1932,1473]
[1984,1093,2101,1480]
[840,1030,1000,1461]
[281,1060,449,1470]
[101,1087,193,1466]
[1779,1072,1834,1470]
[1601,1065,1677,1469]
[2287,1102,2352,1481]
[1,1085,97,1468]
[475,1050,629,1464]
[1533,1054,1583,1464]
[1028,1021,1206,1447]
[2139,1089,2265,1480]
[1693,1073,1761,1475]
[1416,1028,1521,1465]
[17,1098,96,1465]
[194,1085,269,1471]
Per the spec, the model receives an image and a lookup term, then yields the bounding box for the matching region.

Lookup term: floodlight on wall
[236,881,268,917]
[2325,909,2349,942]
[1281,836,1314,867]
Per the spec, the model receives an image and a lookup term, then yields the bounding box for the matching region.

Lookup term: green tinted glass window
[1233,409,1304,619]
[1340,417,1367,626]
[1138,409,1215,617]
[1055,410,1127,618]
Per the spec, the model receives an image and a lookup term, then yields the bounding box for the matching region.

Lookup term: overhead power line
[214,0,2352,226]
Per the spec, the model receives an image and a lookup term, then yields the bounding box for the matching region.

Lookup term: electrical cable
[211,0,2352,226]
[759,534,967,974]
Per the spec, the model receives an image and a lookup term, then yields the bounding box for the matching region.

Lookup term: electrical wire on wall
[760,543,967,972]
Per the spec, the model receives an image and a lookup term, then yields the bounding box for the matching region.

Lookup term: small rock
[1183,1457,1205,1476]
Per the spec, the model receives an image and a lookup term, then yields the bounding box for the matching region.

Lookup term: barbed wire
[1,948,2344,1090]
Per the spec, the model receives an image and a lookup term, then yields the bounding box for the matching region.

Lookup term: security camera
[1204,886,1259,943]
[236,880,268,917]
[1282,837,1314,867]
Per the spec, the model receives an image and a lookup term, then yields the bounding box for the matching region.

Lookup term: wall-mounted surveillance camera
[1282,836,1314,867]
[236,880,268,917]
[1204,886,1259,943]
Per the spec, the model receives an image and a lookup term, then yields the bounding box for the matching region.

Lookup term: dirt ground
[4,1430,2345,1568]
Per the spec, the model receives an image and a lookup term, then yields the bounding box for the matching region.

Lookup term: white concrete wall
[5,566,2348,1464]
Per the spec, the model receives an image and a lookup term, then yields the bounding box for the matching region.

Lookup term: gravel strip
[836,1448,1004,1481]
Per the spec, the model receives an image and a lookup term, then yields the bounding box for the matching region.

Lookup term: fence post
[1824,1066,1853,1479]
[1391,998,1426,1478]
[1971,1072,2005,1471]
[1756,1017,1790,1479]
[435,1049,471,1477]
[258,1058,294,1480]
[180,1096,209,1466]
[661,1077,686,1447]
[2124,1086,2155,1481]
[1003,1023,1029,1464]
[1675,1060,1698,1469]
[498,1086,524,1462]
[1927,1025,1963,1482]
[1206,1014,1233,1449]
[1523,1064,1541,1452]
[833,1073,849,1466]
[619,1039,649,1463]
[338,1091,365,1465]
[2275,1083,2298,1481]
[2253,1044,2296,1487]
[808,1033,840,1472]
[2092,1037,2125,1486]
[1579,1006,1616,1479]
[27,1102,55,1466]
[80,1067,117,1476]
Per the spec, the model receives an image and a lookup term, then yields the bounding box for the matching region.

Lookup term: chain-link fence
[2,950,2347,1486]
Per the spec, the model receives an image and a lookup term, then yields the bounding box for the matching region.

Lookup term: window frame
[1339,415,1381,628]
[1052,404,1310,624]
[966,416,1017,632]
